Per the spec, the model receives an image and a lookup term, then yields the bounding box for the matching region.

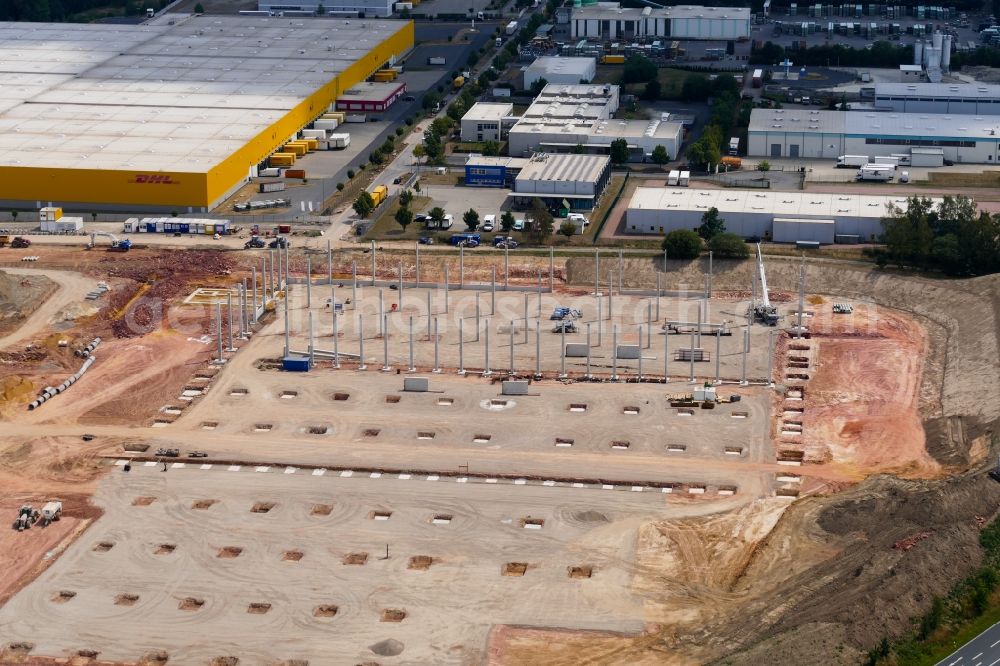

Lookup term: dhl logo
[131,174,179,185]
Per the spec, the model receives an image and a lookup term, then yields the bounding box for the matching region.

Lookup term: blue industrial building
[464,156,527,188]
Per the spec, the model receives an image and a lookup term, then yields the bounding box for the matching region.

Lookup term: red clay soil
[801,303,937,479]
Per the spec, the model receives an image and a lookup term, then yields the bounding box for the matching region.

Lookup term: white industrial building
[748,108,1000,164]
[874,83,1000,115]
[570,3,751,40]
[506,83,682,160]
[511,153,611,211]
[257,0,394,17]
[625,187,944,242]
[460,102,514,142]
[523,56,596,88]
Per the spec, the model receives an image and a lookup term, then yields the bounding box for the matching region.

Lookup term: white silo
[942,34,952,71]
[926,46,941,70]
[932,30,943,51]
[914,40,924,67]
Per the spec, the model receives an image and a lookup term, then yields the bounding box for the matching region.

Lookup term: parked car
[187,451,209,458]
[493,236,518,249]
[512,219,526,231]
[403,95,416,102]
[417,235,434,245]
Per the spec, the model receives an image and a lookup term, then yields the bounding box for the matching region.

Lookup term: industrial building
[460,102,515,142]
[625,187,943,242]
[505,83,682,160]
[0,16,413,211]
[464,156,527,187]
[523,56,597,89]
[748,109,1000,164]
[510,153,611,210]
[256,0,395,18]
[335,81,407,113]
[874,83,1000,115]
[569,3,751,41]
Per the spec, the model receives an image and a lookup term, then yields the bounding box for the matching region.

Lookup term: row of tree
[662,208,750,260]
[751,40,912,68]
[877,195,1000,276]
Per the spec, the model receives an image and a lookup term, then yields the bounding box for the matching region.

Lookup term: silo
[942,34,952,71]
[914,40,924,66]
[926,46,941,70]
[932,30,943,51]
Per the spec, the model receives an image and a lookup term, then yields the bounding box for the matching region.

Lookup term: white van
[482,214,496,232]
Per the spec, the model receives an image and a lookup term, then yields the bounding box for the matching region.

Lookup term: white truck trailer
[836,155,869,168]
[856,164,894,181]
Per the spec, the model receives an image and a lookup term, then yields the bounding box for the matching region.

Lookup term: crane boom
[756,242,771,309]
[89,231,131,252]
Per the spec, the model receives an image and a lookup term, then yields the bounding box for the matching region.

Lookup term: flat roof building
[626,186,944,241]
[0,16,413,210]
[336,81,407,112]
[874,82,1000,115]
[523,56,597,89]
[464,155,528,188]
[257,0,395,18]
[570,3,751,41]
[511,153,612,210]
[460,102,515,142]
[748,108,1000,164]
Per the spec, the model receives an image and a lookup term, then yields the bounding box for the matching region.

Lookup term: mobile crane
[751,243,779,326]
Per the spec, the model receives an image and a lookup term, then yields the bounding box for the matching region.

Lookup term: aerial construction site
[0,239,997,666]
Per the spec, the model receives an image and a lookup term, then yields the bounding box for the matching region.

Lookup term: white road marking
[426,475,439,481]
[602,484,615,490]
[543,480,556,486]
[974,653,983,660]
[255,466,270,473]
[992,639,1000,648]
[485,478,498,484]
[988,657,1000,666]
[398,473,411,480]
[171,463,186,469]
[572,482,584,488]
[339,470,353,478]
[227,465,241,471]
[513,478,526,485]
[662,487,673,493]
[312,469,326,476]
[200,464,212,470]
[456,477,468,483]
[283,467,297,474]
[143,461,157,467]
[370,472,381,479]
[114,460,127,466]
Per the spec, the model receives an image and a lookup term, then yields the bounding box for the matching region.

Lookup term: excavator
[88,231,132,252]
[751,243,779,326]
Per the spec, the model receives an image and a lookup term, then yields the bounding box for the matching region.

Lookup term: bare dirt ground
[0,269,59,341]
[0,247,996,665]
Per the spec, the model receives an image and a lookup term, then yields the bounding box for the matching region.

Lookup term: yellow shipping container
[304,139,319,151]
[370,184,388,206]
[204,223,215,235]
[270,153,296,166]
[284,144,307,156]
[373,70,397,82]
[601,54,625,64]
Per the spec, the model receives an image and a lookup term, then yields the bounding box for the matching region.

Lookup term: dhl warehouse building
[0,16,413,211]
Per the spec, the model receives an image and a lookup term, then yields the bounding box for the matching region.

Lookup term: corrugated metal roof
[875,82,1000,99]
[571,4,750,21]
[516,153,610,184]
[749,108,1000,138]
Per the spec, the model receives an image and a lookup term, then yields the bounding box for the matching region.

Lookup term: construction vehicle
[0,235,8,247]
[244,237,266,249]
[155,448,179,457]
[669,383,736,408]
[13,505,39,531]
[40,501,62,527]
[89,231,132,252]
[269,237,290,249]
[550,307,581,320]
[751,243,779,326]
[552,321,578,333]
[833,303,854,314]
[10,236,31,249]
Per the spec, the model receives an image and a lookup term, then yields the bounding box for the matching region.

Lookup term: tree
[501,210,515,232]
[463,208,480,231]
[429,206,446,227]
[572,144,585,154]
[687,133,721,170]
[10,211,16,222]
[698,207,726,240]
[558,221,577,239]
[353,192,375,218]
[336,182,344,191]
[399,189,413,208]
[529,77,548,96]
[194,2,204,11]
[527,198,553,244]
[681,74,712,102]
[412,144,426,164]
[316,3,326,14]
[651,145,669,167]
[756,160,771,172]
[422,92,441,111]
[609,138,629,165]
[482,140,501,156]
[395,206,414,232]
[708,232,749,258]
[642,79,661,101]
[663,229,702,259]
[623,54,657,84]
[346,169,355,179]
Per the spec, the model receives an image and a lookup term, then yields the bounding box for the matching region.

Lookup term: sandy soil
[0,269,69,345]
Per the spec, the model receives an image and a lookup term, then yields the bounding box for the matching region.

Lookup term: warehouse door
[789,144,800,157]
[770,143,782,157]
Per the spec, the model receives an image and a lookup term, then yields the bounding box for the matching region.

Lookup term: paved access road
[936,621,1000,666]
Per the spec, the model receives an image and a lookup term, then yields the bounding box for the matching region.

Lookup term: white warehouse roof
[875,82,1000,99]
[0,16,406,173]
[749,108,1000,139]
[524,57,596,80]
[571,4,750,21]
[516,153,610,184]
[627,187,942,219]
[462,102,515,122]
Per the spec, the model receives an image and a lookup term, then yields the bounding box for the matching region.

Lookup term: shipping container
[667,170,680,186]
[314,120,339,131]
[328,133,351,149]
[259,167,281,177]
[284,144,307,157]
[316,140,329,150]
[204,223,215,235]
[278,224,292,233]
[284,169,306,179]
[282,356,312,372]
[301,129,327,139]
[304,138,319,151]
[259,180,286,193]
[370,184,388,206]
[601,54,625,64]
[345,114,366,123]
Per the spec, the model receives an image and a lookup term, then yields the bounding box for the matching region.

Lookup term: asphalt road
[936,621,1000,666]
